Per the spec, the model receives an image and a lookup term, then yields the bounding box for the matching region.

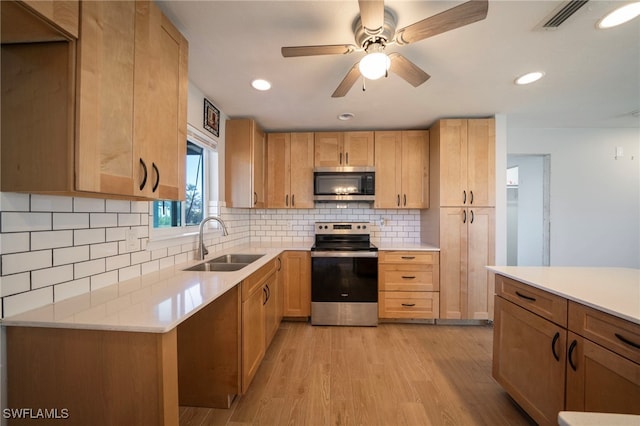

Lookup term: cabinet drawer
[242,259,276,301]
[379,251,437,264]
[379,265,438,292]
[378,291,439,319]
[569,301,640,364]
[495,275,567,327]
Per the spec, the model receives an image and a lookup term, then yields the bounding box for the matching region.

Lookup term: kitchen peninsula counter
[487,266,640,325]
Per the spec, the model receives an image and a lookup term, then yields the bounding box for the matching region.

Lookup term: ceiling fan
[281,0,489,97]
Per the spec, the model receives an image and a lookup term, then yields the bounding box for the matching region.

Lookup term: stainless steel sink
[183,253,265,272]
[210,254,264,264]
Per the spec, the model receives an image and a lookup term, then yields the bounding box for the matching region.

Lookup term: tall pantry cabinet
[424,118,495,320]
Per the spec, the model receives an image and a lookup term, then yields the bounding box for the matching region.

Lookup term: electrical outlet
[126,229,138,251]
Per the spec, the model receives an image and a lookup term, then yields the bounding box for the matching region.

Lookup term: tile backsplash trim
[0,193,421,318]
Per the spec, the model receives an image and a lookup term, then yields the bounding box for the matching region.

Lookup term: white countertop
[377,242,440,251]
[1,243,308,333]
[487,266,640,325]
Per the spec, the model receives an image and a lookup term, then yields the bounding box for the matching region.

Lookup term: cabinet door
[252,123,265,208]
[467,119,495,207]
[266,133,289,208]
[566,332,640,414]
[343,131,374,166]
[76,1,136,196]
[437,119,468,206]
[264,274,279,347]
[289,132,315,208]
[439,208,467,319]
[467,207,494,320]
[401,130,429,209]
[314,132,343,167]
[493,296,566,426]
[241,285,265,394]
[22,0,79,38]
[282,251,311,317]
[374,131,401,208]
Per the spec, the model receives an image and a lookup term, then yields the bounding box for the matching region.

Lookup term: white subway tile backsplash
[31,194,73,212]
[74,228,106,246]
[106,200,131,213]
[31,230,73,250]
[119,265,141,281]
[90,271,118,291]
[106,227,126,242]
[90,213,118,228]
[106,254,131,271]
[74,259,106,279]
[1,232,30,254]
[118,213,140,227]
[53,213,90,230]
[90,242,119,260]
[159,256,175,270]
[141,260,160,275]
[54,278,90,302]
[2,250,52,275]
[31,265,74,289]
[131,250,151,265]
[1,212,51,232]
[73,198,105,213]
[1,273,30,297]
[3,286,53,317]
[54,245,90,266]
[0,192,30,211]
[131,201,149,213]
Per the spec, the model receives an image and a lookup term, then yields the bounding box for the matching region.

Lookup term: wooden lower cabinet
[378,251,439,320]
[493,296,566,426]
[493,274,640,425]
[282,251,311,318]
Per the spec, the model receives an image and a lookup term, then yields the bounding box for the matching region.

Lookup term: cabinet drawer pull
[401,303,416,307]
[615,333,640,350]
[551,332,561,362]
[285,194,289,206]
[515,291,536,302]
[463,210,467,224]
[401,256,415,260]
[340,152,343,164]
[470,210,474,224]
[345,152,349,164]
[292,194,295,207]
[341,293,349,297]
[403,194,407,206]
[568,340,578,371]
[263,287,268,305]
[152,162,159,192]
[397,194,400,207]
[463,190,467,204]
[470,190,474,205]
[254,192,258,205]
[139,158,148,190]
[401,276,416,280]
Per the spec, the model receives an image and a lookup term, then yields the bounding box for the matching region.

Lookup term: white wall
[508,127,640,268]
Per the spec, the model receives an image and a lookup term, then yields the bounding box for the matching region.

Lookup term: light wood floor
[180,321,534,426]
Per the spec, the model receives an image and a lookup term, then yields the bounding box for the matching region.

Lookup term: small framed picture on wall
[203,98,220,137]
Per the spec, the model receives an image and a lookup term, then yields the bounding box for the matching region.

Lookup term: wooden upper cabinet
[1,0,188,200]
[21,0,79,38]
[266,133,314,208]
[374,130,428,209]
[133,1,188,200]
[314,131,373,167]
[432,118,495,207]
[1,1,78,43]
[226,119,265,208]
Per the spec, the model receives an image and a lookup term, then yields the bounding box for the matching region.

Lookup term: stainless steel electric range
[310,222,378,326]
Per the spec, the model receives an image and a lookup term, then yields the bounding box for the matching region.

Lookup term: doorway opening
[506,154,550,266]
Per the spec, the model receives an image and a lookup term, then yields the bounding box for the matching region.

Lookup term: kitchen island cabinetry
[491,270,640,426]
[266,132,314,208]
[378,251,439,320]
[314,131,374,167]
[1,0,188,200]
[282,251,311,318]
[374,130,429,209]
[226,118,265,208]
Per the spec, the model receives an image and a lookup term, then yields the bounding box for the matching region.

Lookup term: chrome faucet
[197,216,229,260]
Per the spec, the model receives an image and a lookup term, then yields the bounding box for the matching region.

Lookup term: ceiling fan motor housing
[353,8,397,47]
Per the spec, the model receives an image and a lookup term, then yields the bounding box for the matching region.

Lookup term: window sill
[146,228,224,251]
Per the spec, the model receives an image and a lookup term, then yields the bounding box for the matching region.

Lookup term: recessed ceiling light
[338,112,355,121]
[251,79,271,91]
[515,71,545,85]
[597,2,640,29]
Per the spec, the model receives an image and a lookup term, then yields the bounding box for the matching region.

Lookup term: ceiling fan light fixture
[515,71,545,85]
[359,52,390,80]
[251,79,272,91]
[597,2,640,29]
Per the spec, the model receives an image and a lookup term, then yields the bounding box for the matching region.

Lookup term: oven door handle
[311,251,378,258]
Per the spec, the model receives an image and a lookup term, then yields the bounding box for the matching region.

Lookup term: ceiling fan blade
[281,44,356,57]
[388,53,430,87]
[332,62,361,98]
[395,0,488,45]
[358,0,385,34]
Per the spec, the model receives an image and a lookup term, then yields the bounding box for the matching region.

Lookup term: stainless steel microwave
[313,167,375,202]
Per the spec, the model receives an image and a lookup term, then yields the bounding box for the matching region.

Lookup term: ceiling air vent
[537,0,589,29]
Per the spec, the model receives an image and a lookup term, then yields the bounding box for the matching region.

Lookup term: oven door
[311,251,378,302]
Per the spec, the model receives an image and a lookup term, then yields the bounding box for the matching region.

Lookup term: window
[152,131,217,239]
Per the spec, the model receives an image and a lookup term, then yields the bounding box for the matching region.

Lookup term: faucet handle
[202,244,208,257]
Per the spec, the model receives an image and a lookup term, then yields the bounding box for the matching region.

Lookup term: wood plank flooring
[180,321,534,426]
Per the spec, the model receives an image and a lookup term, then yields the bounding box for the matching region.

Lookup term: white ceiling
[157,0,640,132]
